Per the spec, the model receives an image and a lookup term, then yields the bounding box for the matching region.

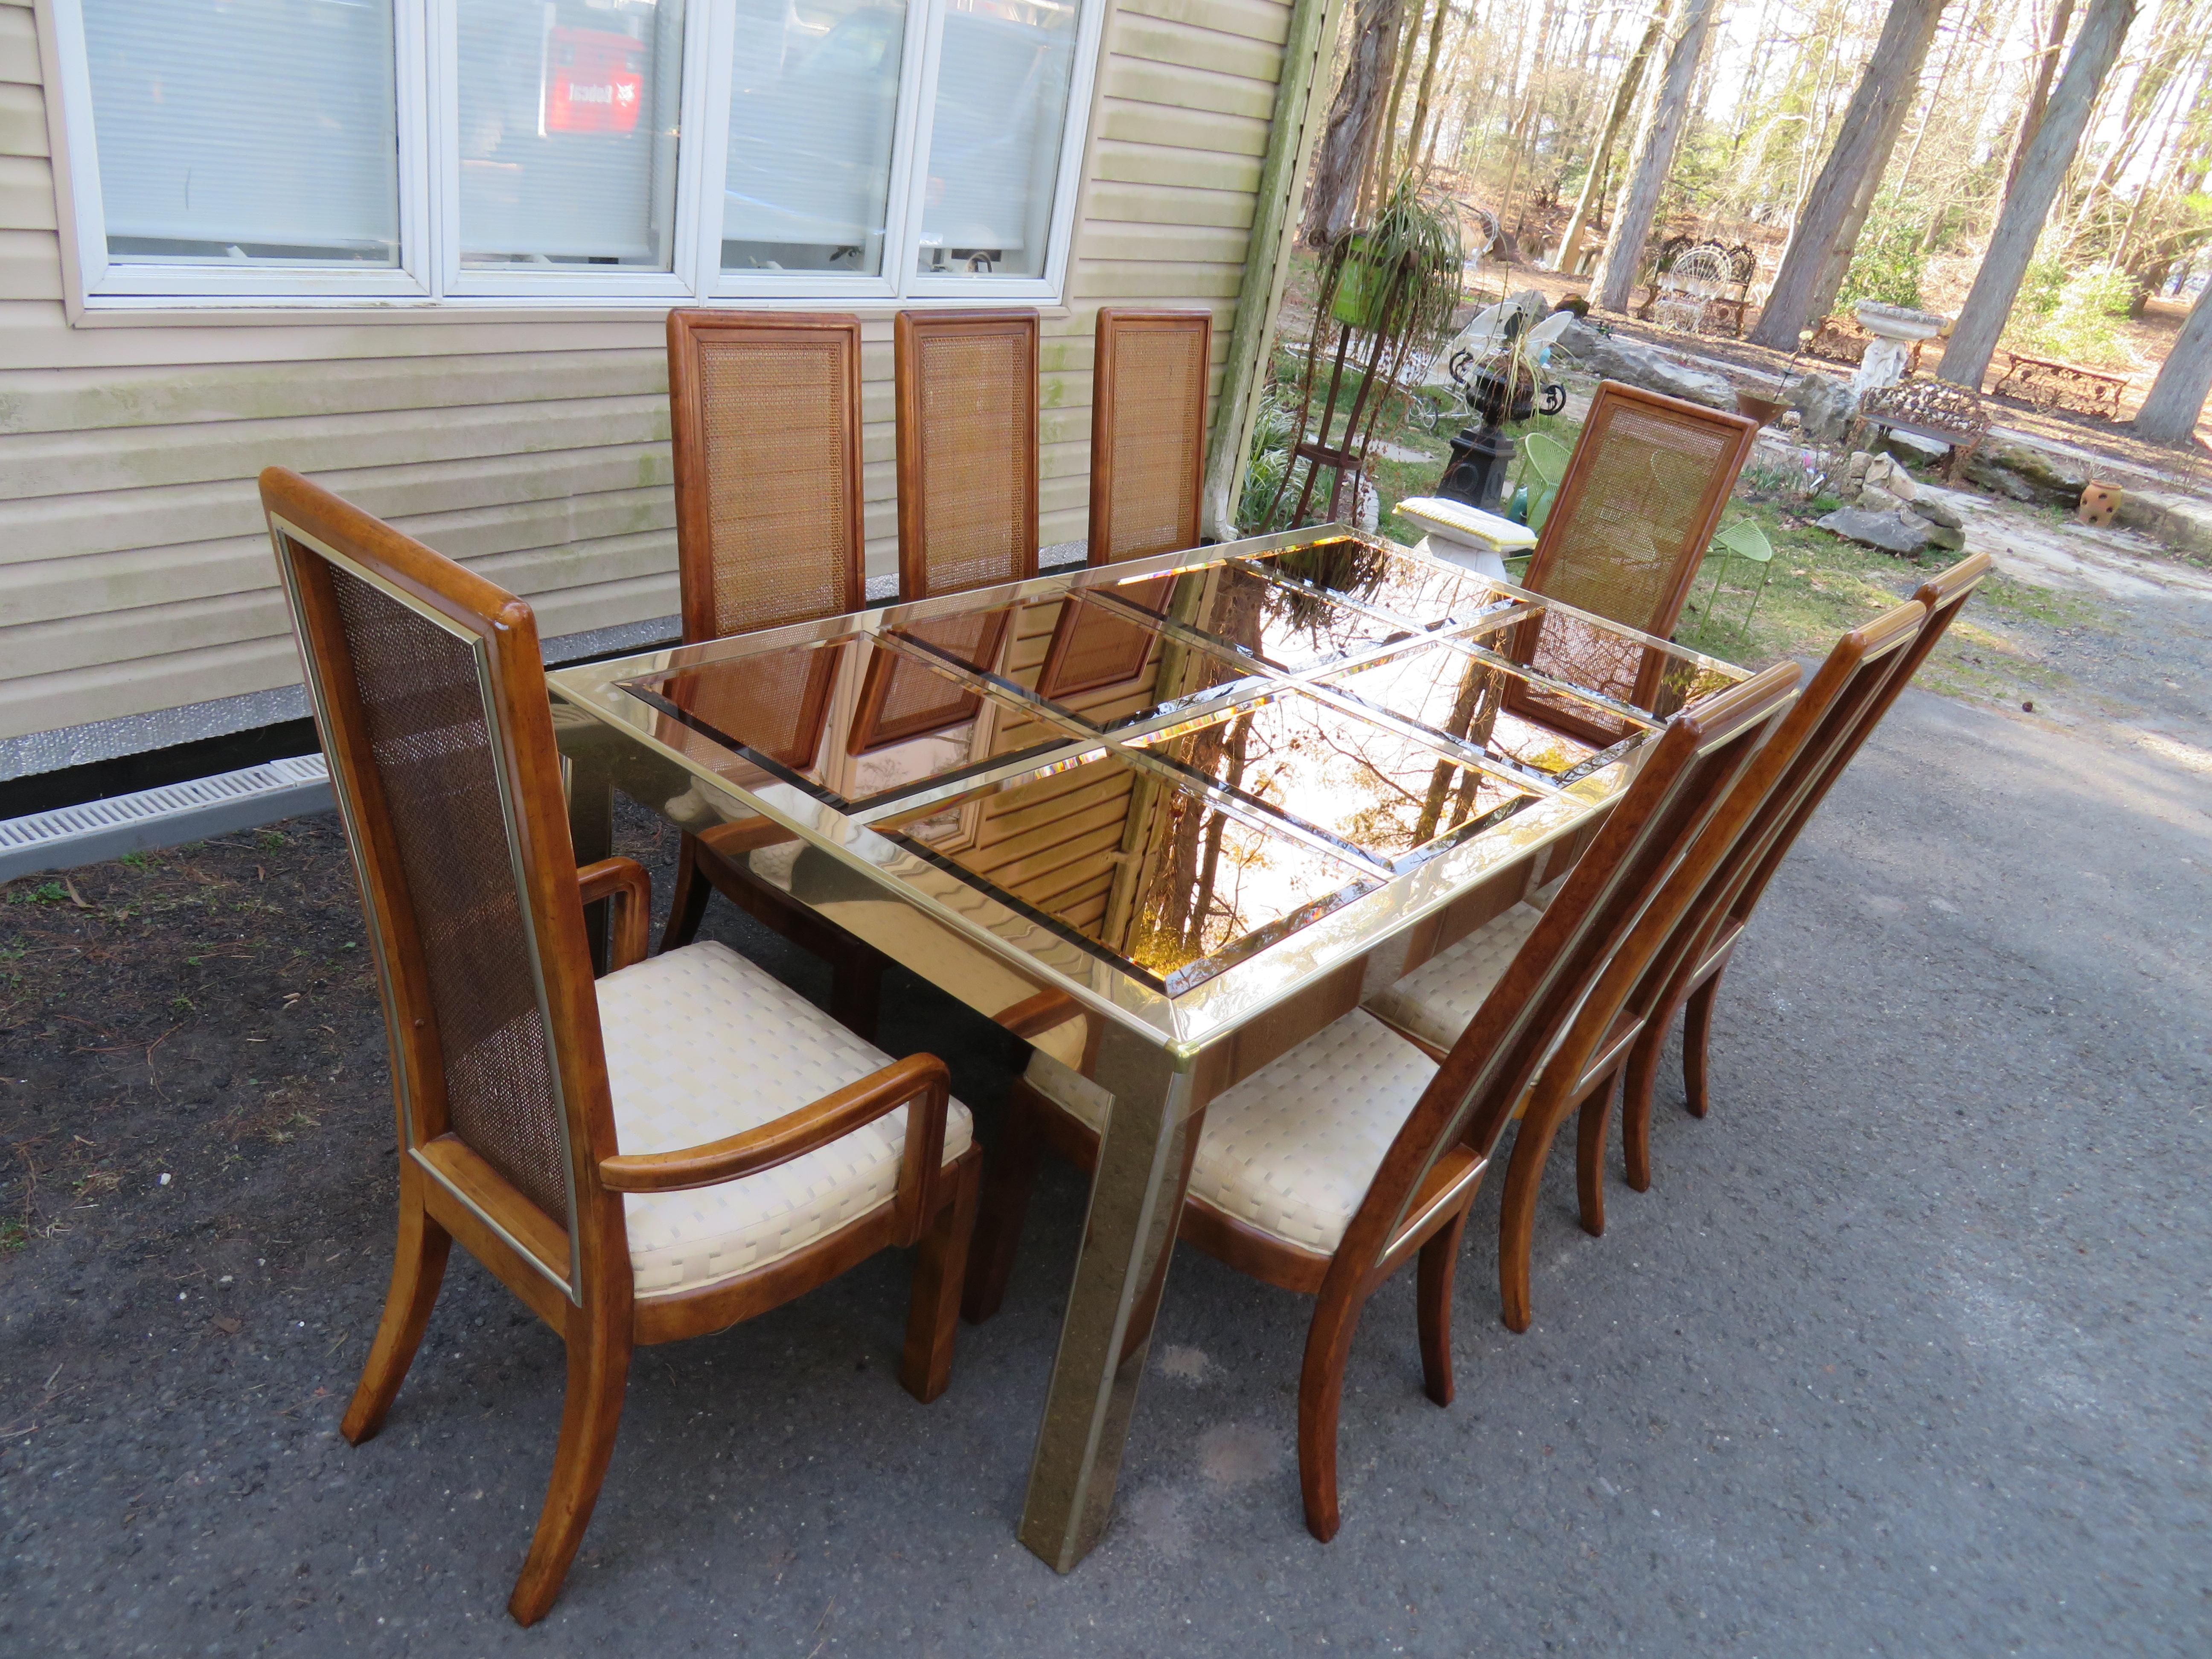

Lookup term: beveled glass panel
[1097,560,1412,671]
[1237,538,1517,632]
[1321,641,1611,783]
[617,632,1060,809]
[878,747,1380,993]
[895,584,1267,734]
[1129,690,1542,870]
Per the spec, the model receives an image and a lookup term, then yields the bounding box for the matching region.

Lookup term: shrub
[2031,268,2136,364]
[1836,210,1926,311]
[1237,383,1298,533]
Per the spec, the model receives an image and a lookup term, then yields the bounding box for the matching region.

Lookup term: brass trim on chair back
[262,467,617,1301]
[1089,308,1211,565]
[894,309,1040,600]
[667,310,866,643]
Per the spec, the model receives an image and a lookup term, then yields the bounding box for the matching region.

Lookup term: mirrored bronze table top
[548,527,1749,1051]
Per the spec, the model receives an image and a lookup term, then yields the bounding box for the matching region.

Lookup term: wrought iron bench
[1845,376,1991,482]
[1992,349,2128,419]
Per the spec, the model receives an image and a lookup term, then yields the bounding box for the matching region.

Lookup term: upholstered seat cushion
[595,941,972,1298]
[1051,1009,1438,1255]
[1364,900,1546,1052]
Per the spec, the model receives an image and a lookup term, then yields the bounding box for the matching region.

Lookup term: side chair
[1613,550,1994,1187]
[1087,307,1211,565]
[658,310,890,1035]
[262,468,981,1626]
[1367,595,1935,1330]
[894,309,1041,600]
[1502,383,1758,746]
[964,662,1799,1540]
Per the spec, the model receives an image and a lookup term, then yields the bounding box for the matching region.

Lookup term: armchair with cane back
[262,468,981,1625]
[963,658,1800,1540]
[1612,551,1993,1189]
[1367,593,1938,1329]
[657,311,890,1034]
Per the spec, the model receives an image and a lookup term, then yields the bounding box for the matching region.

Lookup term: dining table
[546,524,1752,1572]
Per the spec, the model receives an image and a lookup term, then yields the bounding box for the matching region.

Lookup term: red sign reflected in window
[544,26,643,134]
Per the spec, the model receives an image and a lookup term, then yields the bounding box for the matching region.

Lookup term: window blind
[83,0,401,263]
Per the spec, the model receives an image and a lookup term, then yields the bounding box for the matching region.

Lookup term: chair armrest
[598,1054,951,1246]
[578,857,652,972]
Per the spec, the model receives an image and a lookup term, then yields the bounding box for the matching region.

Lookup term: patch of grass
[258,830,290,851]
[8,881,69,906]
[118,850,153,872]
[0,1220,26,1254]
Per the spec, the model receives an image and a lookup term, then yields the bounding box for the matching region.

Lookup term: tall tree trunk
[1746,0,1950,349]
[1403,0,1457,178]
[1553,9,1665,274]
[1939,0,2138,387]
[2004,0,2076,197]
[1373,0,1429,206]
[1589,0,1720,313]
[1301,0,1409,247]
[2133,271,2212,444]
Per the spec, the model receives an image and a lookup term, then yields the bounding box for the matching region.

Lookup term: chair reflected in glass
[263,469,980,1625]
[656,311,889,1031]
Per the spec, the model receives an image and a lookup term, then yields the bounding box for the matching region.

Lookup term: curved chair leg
[961,1084,1042,1324]
[1498,1105,1569,1335]
[1576,1074,1617,1239]
[1416,1202,1474,1408]
[659,833,713,953]
[1620,1018,1666,1194]
[902,1148,981,1403]
[341,1165,451,1444]
[1298,1284,1370,1542]
[1682,969,1724,1119]
[507,1310,633,1626]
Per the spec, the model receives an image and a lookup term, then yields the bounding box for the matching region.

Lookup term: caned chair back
[1324,661,1801,1291]
[1521,381,1758,639]
[1088,308,1211,565]
[667,310,865,643]
[262,467,616,1293]
[894,309,1040,600]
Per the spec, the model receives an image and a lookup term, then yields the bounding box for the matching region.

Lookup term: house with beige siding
[0,0,1339,793]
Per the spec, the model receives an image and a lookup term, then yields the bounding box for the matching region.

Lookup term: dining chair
[1614,550,1993,1185]
[657,311,889,1033]
[262,468,981,1625]
[1693,518,1778,641]
[1515,429,1570,537]
[1516,380,1760,638]
[963,662,1799,1540]
[1087,307,1211,565]
[1367,597,1935,1330]
[894,309,1040,600]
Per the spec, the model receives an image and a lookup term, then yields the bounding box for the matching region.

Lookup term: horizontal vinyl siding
[0,0,1291,748]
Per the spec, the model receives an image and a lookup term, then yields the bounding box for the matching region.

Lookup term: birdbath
[1851,302,1947,395]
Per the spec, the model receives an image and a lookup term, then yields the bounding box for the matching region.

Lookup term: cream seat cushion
[595,940,973,1298]
[1364,900,1546,1052]
[1052,1009,1438,1255]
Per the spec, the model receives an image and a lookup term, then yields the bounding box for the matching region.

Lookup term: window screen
[915,0,1077,280]
[722,0,909,276]
[83,0,401,266]
[456,0,687,269]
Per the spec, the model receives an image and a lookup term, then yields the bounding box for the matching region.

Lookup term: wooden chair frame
[263,469,980,1625]
[1087,307,1211,565]
[1614,552,1994,1185]
[965,663,1800,1541]
[660,309,887,1033]
[894,309,1040,601]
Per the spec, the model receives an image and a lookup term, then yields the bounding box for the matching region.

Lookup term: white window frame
[38,0,1105,313]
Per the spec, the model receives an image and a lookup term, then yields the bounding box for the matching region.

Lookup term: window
[47,0,1104,309]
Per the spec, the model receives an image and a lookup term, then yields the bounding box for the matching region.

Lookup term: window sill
[67,297,1077,329]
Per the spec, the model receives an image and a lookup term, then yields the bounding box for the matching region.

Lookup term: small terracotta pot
[2078,482,2122,527]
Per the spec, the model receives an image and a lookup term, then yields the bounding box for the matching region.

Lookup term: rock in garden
[1557,321,1738,411]
[1883,430,1949,467]
[1786,372,1859,445]
[1911,489,1966,530]
[1816,505,1944,556]
[1960,438,2087,508]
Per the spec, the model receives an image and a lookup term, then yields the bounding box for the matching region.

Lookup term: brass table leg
[555,699,616,972]
[1017,1026,1199,1571]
